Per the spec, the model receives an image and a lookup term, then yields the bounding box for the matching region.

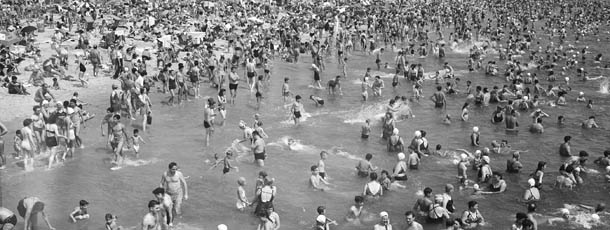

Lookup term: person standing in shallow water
[160,162,188,224]
[252,131,267,167]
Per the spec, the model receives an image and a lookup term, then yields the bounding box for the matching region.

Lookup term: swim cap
[592,213,600,221]
[560,208,570,216]
[482,156,490,164]
[217,224,228,230]
[397,152,406,160]
[473,184,480,190]
[475,150,482,155]
[379,211,388,218]
[523,96,529,100]
[528,178,536,187]
[434,194,443,203]
[414,131,421,137]
[606,166,610,173]
[393,128,399,135]
[460,153,468,160]
[473,126,479,132]
[513,151,520,157]
[579,91,584,95]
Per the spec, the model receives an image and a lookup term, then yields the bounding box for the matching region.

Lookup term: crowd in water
[2,0,610,229]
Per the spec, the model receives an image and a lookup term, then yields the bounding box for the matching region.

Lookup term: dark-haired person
[160,162,188,223]
[17,197,55,230]
[110,114,129,168]
[141,200,161,230]
[559,136,572,157]
[152,188,173,227]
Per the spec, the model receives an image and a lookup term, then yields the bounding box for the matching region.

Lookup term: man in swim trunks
[110,114,129,166]
[142,200,161,230]
[17,197,55,230]
[291,95,304,125]
[0,207,17,230]
[431,86,446,108]
[228,67,239,104]
[203,99,216,146]
[581,116,599,129]
[245,58,256,91]
[252,131,266,167]
[160,162,188,223]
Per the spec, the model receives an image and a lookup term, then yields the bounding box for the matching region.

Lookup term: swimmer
[356,153,378,177]
[310,95,325,106]
[576,92,586,102]
[470,127,480,146]
[346,196,364,222]
[104,213,121,230]
[209,150,238,174]
[281,78,291,102]
[581,116,599,129]
[361,119,371,139]
[443,114,451,125]
[310,165,330,191]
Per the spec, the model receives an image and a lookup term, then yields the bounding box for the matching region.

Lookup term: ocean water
[2,21,610,230]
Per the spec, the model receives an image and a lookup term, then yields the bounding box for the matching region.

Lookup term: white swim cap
[482,155,490,164]
[460,153,468,160]
[528,178,536,187]
[414,130,421,137]
[397,152,406,160]
[565,77,570,82]
[523,96,529,100]
[592,213,600,221]
[393,128,399,135]
[473,184,480,190]
[473,126,479,132]
[217,224,228,230]
[379,211,389,218]
[606,166,610,173]
[579,91,584,95]
[560,208,570,216]
[475,150,482,155]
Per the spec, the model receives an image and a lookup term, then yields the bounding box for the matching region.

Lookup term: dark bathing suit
[0,214,17,226]
[254,150,266,160]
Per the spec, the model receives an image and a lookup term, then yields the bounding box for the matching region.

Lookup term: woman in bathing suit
[392,153,408,181]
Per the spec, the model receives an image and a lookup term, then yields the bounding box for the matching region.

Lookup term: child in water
[346,196,364,223]
[361,119,371,139]
[210,150,238,174]
[310,95,325,106]
[236,177,251,211]
[13,130,22,159]
[69,200,90,225]
[104,213,121,230]
[131,129,145,158]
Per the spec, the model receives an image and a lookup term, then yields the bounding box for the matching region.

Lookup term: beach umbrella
[21,26,37,34]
